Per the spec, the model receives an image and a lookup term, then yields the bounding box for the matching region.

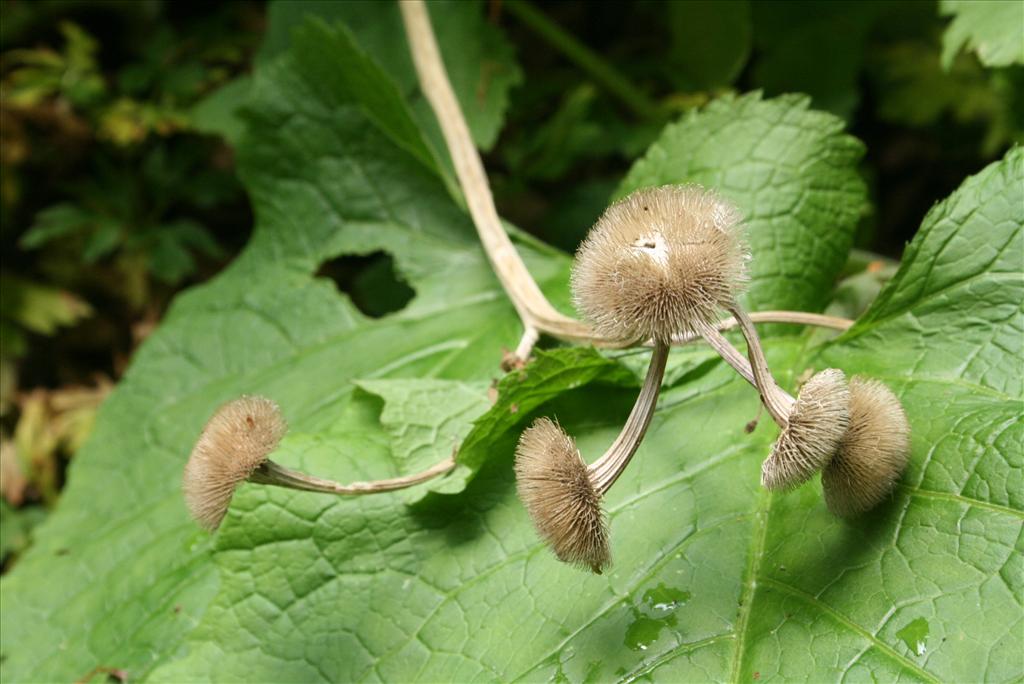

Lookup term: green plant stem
[503,0,665,121]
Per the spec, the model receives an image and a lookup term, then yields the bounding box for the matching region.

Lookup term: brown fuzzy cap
[571,185,748,343]
[762,369,850,491]
[183,395,287,531]
[822,377,911,517]
[514,418,610,573]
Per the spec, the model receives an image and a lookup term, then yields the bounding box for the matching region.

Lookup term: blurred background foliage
[0,0,1019,570]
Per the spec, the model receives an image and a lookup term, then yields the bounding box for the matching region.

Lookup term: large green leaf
[0,21,538,683]
[2,8,1021,684]
[151,148,1021,684]
[743,147,1023,683]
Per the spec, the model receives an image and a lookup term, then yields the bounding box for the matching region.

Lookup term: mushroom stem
[693,319,797,422]
[249,460,347,493]
[588,340,670,493]
[726,303,795,427]
[514,326,540,362]
[248,456,456,495]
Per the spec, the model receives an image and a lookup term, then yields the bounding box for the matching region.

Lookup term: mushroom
[694,283,911,507]
[571,184,853,493]
[183,395,289,531]
[183,395,455,531]
[514,418,610,573]
[518,185,907,537]
[758,368,850,490]
[712,306,851,491]
[821,377,911,517]
[660,228,909,504]
[515,340,668,572]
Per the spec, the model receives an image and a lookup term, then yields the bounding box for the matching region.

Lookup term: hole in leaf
[315,251,414,318]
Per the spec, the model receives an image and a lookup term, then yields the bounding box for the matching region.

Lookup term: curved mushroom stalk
[515,341,670,573]
[183,396,456,531]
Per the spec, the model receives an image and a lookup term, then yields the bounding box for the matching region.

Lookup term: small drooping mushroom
[515,418,610,572]
[516,339,668,572]
[183,395,289,531]
[758,368,851,490]
[516,185,746,571]
[183,395,456,531]
[821,377,911,517]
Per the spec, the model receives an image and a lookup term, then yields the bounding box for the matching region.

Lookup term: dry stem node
[821,377,911,517]
[572,185,749,344]
[761,369,850,490]
[183,395,287,531]
[515,418,610,573]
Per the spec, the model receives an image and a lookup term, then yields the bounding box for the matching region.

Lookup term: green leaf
[0,501,47,564]
[260,0,522,152]
[841,146,1023,397]
[0,274,92,336]
[940,0,1024,69]
[0,22,541,681]
[189,76,252,146]
[618,92,868,319]
[154,150,1020,684]
[3,10,1020,684]
[764,147,1024,684]
[290,18,448,188]
[458,347,636,472]
[81,217,123,263]
[20,203,94,249]
[353,378,491,499]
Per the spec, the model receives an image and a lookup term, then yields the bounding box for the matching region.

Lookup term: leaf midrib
[728,487,771,682]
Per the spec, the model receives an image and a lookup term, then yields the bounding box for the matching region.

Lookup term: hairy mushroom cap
[571,185,748,343]
[761,369,850,490]
[822,377,911,517]
[183,395,287,531]
[514,417,610,573]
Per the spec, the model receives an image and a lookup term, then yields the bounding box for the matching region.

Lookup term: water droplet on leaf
[896,617,929,656]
